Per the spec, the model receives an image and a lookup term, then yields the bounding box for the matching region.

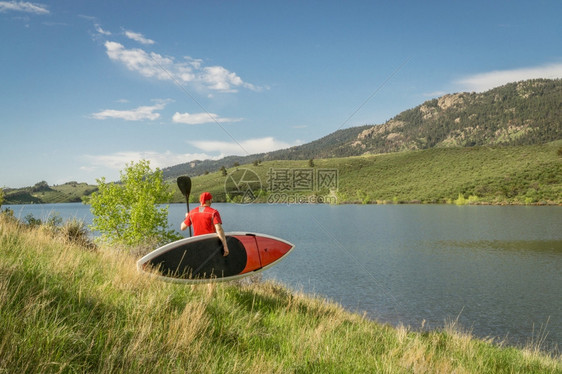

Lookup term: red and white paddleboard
[137,232,294,283]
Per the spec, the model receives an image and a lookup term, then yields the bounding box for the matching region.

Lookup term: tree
[0,188,4,207]
[85,160,179,246]
[32,181,50,192]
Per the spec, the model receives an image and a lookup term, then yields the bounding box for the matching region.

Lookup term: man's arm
[180,213,189,231]
[215,223,229,256]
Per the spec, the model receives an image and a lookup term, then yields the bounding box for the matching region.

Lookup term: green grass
[1,214,560,373]
[45,183,98,203]
[171,141,562,205]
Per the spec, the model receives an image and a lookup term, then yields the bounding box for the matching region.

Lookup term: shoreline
[4,200,562,206]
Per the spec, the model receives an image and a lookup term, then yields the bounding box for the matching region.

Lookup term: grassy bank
[174,142,562,205]
[1,214,560,373]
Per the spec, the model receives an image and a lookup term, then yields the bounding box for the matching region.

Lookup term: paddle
[177,176,192,237]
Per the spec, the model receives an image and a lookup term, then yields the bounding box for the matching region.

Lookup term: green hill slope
[1,214,559,373]
[173,142,562,205]
[4,143,559,206]
[3,182,98,205]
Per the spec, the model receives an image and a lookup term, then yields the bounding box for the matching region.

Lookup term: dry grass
[0,213,560,373]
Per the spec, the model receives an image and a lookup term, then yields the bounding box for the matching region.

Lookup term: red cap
[200,192,213,204]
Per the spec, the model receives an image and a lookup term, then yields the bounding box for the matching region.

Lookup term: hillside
[3,181,98,205]
[162,78,562,180]
[353,79,562,153]
[5,143,559,206]
[172,141,562,205]
[1,214,560,373]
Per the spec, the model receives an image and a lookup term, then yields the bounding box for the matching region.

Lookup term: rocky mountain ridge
[163,78,561,179]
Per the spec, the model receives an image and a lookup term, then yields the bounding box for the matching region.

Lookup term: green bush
[85,160,181,247]
[24,213,43,227]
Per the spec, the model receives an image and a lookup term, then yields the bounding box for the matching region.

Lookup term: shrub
[86,160,181,247]
[454,193,467,205]
[24,213,42,227]
[61,218,96,250]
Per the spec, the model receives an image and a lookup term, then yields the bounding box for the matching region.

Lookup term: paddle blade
[177,176,192,197]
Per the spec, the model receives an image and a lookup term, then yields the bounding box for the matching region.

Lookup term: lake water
[5,203,562,352]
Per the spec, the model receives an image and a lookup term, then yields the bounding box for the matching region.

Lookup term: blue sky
[1,0,561,188]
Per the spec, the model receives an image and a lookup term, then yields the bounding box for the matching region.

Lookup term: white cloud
[104,41,262,93]
[190,137,294,156]
[91,100,170,121]
[456,62,562,92]
[172,112,243,125]
[105,41,174,80]
[124,29,155,45]
[83,150,218,172]
[0,1,49,14]
[202,66,258,92]
[95,23,111,36]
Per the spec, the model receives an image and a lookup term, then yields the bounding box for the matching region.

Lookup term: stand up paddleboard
[137,232,294,283]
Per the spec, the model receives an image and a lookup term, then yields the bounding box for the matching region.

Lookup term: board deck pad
[137,232,294,283]
[150,236,247,279]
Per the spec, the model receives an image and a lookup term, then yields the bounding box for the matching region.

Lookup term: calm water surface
[6,203,562,351]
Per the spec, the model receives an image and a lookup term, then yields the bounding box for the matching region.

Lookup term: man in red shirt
[180,192,229,256]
